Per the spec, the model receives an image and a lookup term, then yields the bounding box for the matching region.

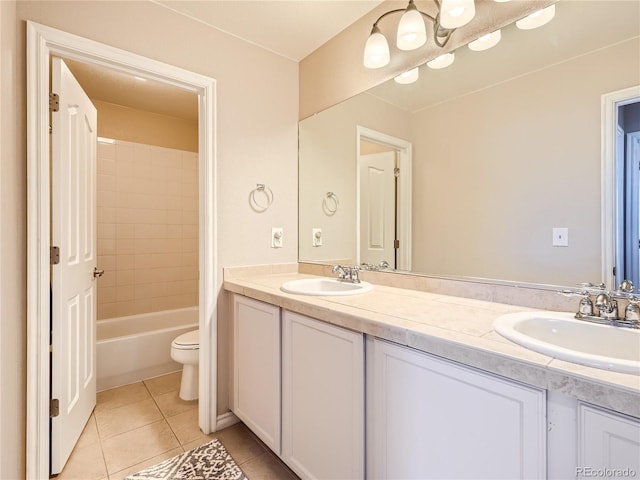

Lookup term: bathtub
[96,307,198,392]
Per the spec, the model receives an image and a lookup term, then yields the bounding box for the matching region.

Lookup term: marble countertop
[224,272,640,418]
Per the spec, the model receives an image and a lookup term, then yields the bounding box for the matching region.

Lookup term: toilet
[170,329,199,401]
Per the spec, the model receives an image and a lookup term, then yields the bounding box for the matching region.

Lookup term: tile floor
[58,372,299,480]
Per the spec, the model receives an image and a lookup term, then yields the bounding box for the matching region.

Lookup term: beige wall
[2,1,298,477]
[1,2,27,478]
[93,100,198,152]
[96,140,199,320]
[298,0,555,119]
[299,93,410,263]
[411,38,640,285]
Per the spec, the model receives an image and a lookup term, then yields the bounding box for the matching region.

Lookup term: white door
[359,151,396,267]
[51,57,98,474]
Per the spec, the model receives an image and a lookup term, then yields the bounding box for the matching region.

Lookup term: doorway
[356,126,412,271]
[27,22,217,479]
[602,86,640,289]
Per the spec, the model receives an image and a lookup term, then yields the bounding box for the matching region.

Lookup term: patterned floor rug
[124,439,248,480]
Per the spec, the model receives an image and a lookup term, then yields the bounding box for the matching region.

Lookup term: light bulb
[394,67,419,84]
[397,5,427,51]
[439,0,475,29]
[426,52,455,69]
[363,26,390,69]
[468,29,501,51]
[516,4,555,30]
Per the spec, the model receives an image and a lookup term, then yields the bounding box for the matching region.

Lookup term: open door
[50,57,98,474]
[359,151,396,268]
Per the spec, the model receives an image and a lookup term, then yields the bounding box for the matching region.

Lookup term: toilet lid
[173,329,199,349]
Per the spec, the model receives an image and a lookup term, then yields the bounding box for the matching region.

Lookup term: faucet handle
[618,279,634,294]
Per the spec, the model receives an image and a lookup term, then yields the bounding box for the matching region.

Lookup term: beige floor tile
[181,434,219,453]
[57,441,107,480]
[213,423,268,466]
[109,447,183,479]
[239,450,299,480]
[144,371,182,397]
[95,397,163,439]
[96,382,150,412]
[75,413,100,449]
[165,408,206,445]
[101,420,179,474]
[153,390,197,418]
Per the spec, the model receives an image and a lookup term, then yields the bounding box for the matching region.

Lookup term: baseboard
[216,411,240,430]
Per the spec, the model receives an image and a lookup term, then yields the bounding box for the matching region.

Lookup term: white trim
[601,86,640,288]
[26,21,217,478]
[356,126,412,271]
[216,411,241,431]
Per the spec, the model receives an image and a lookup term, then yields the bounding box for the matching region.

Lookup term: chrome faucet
[560,280,639,328]
[332,265,361,284]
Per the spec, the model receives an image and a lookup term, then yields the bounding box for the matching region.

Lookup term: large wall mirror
[299,0,640,289]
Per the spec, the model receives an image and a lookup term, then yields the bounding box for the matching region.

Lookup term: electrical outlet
[312,228,323,247]
[271,227,283,248]
[552,227,569,247]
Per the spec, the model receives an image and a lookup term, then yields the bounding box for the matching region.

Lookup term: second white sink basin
[281,278,373,296]
[494,311,640,375]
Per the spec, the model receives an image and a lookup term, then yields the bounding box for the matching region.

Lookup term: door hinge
[394,239,400,249]
[50,246,60,265]
[50,398,60,418]
[394,167,400,178]
[49,92,59,112]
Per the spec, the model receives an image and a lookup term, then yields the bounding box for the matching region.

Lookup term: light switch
[552,227,569,247]
[312,228,323,247]
[271,227,283,248]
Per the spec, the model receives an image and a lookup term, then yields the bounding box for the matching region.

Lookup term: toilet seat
[172,330,199,350]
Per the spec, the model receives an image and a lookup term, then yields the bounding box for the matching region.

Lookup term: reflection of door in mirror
[617,101,640,288]
[356,127,412,271]
[359,145,396,269]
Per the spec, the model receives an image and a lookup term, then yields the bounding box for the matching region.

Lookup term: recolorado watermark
[576,467,637,478]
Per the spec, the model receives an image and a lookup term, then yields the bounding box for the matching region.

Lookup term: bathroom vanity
[225,270,640,480]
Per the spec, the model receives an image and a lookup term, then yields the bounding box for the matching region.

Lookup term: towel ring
[322,192,339,216]
[249,184,274,212]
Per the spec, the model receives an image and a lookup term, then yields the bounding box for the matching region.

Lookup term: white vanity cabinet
[578,403,640,476]
[232,295,281,453]
[282,311,365,480]
[367,338,546,480]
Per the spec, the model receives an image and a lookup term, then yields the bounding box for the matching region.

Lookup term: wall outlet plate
[271,227,283,248]
[552,227,569,247]
[312,228,323,247]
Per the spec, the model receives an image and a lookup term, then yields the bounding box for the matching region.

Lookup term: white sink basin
[494,311,640,375]
[280,278,373,296]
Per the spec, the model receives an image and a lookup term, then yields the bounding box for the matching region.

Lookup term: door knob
[93,267,105,278]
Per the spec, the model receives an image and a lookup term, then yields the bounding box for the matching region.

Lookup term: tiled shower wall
[96,140,198,320]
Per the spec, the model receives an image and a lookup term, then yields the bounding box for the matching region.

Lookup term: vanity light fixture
[426,52,455,69]
[363,0,476,69]
[468,29,501,51]
[516,4,556,30]
[394,67,420,84]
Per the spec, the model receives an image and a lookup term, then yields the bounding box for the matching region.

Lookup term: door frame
[601,85,640,288]
[356,126,412,271]
[26,21,218,478]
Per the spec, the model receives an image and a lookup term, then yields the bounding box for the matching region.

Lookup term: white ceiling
[152,0,384,62]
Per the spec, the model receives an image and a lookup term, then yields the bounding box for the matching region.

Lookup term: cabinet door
[282,311,364,480]
[367,338,546,480]
[578,403,640,477]
[233,295,281,453]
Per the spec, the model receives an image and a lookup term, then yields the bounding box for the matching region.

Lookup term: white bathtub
[96,307,198,392]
